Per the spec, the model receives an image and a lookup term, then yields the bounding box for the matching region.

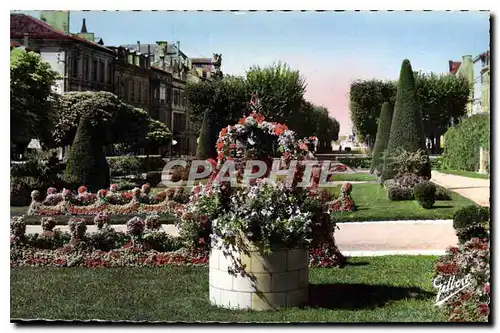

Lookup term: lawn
[330,173,377,182]
[10,256,445,323]
[329,183,474,222]
[437,169,490,180]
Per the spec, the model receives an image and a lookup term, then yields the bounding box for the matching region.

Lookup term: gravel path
[431,170,490,206]
[25,219,456,253]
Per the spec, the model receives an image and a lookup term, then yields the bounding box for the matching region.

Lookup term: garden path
[25,219,457,254]
[431,170,490,207]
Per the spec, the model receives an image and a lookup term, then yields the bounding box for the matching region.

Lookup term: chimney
[81,18,88,33]
[147,44,151,66]
[137,40,141,52]
[23,33,29,48]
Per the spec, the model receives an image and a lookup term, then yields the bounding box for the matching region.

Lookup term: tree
[246,62,306,126]
[143,119,172,153]
[10,48,60,149]
[349,80,397,147]
[384,59,430,179]
[64,112,110,191]
[196,109,217,159]
[53,91,166,150]
[370,102,393,174]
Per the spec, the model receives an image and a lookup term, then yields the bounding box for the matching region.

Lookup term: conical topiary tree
[64,113,110,192]
[196,109,217,159]
[382,59,430,180]
[370,102,393,174]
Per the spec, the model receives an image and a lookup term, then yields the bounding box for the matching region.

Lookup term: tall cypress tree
[370,102,393,174]
[383,59,430,179]
[196,109,217,159]
[64,113,110,191]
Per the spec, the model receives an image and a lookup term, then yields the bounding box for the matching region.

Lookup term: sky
[18,11,490,134]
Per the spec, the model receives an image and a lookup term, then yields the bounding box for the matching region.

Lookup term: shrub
[370,102,393,174]
[107,156,142,177]
[336,157,371,169]
[113,180,137,191]
[87,227,129,251]
[413,181,436,209]
[144,214,162,231]
[383,59,430,179]
[146,171,162,187]
[435,186,452,201]
[40,217,56,232]
[442,113,490,171]
[68,218,87,240]
[11,216,26,238]
[94,213,110,230]
[386,183,414,201]
[126,216,145,237]
[10,178,35,206]
[141,231,184,252]
[64,114,110,192]
[29,230,71,250]
[453,205,490,243]
[434,238,490,322]
[382,148,430,182]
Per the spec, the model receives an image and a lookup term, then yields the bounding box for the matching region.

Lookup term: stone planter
[209,244,309,311]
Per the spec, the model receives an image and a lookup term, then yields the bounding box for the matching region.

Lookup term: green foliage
[349,72,470,149]
[442,113,490,171]
[337,157,372,169]
[453,205,490,243]
[298,101,340,149]
[384,60,430,179]
[146,171,162,187]
[107,156,142,177]
[413,181,436,209]
[63,114,110,192]
[196,109,217,159]
[54,92,170,151]
[370,102,393,174]
[10,48,60,148]
[349,80,397,146]
[246,62,306,125]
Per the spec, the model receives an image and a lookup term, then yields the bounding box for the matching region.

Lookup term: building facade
[449,51,490,116]
[11,13,115,95]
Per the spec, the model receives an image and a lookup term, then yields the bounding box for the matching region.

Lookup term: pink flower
[477,303,489,316]
[77,185,87,194]
[109,184,118,192]
[484,283,490,294]
[47,187,58,195]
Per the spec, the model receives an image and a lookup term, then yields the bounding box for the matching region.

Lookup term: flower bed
[27,184,188,216]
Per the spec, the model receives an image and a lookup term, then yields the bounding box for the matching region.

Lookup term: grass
[437,169,490,180]
[10,256,445,323]
[329,183,474,222]
[330,173,377,182]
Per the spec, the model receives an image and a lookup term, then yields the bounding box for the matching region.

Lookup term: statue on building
[212,53,223,79]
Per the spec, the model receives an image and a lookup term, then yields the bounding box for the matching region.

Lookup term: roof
[10,14,115,55]
[191,58,212,64]
[448,60,461,75]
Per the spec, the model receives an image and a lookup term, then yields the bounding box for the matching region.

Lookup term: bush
[383,59,430,180]
[10,178,34,206]
[336,157,371,169]
[11,216,26,238]
[382,148,430,182]
[453,205,490,243]
[413,181,436,209]
[29,230,71,250]
[434,238,490,322]
[141,231,184,252]
[146,171,162,187]
[435,186,452,201]
[64,114,110,192]
[196,109,217,159]
[386,182,414,201]
[107,156,142,177]
[87,227,129,251]
[113,180,137,191]
[370,102,393,174]
[40,217,56,232]
[442,113,490,172]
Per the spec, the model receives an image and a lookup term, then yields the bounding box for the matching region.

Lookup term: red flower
[484,283,490,294]
[78,185,87,194]
[199,237,205,244]
[477,303,489,316]
[123,241,133,249]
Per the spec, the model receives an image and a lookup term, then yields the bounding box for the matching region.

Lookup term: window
[144,86,148,103]
[131,81,135,102]
[92,59,98,81]
[173,89,179,106]
[99,61,105,83]
[160,84,166,105]
[72,57,79,78]
[107,64,113,84]
[138,82,142,102]
[83,57,89,80]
